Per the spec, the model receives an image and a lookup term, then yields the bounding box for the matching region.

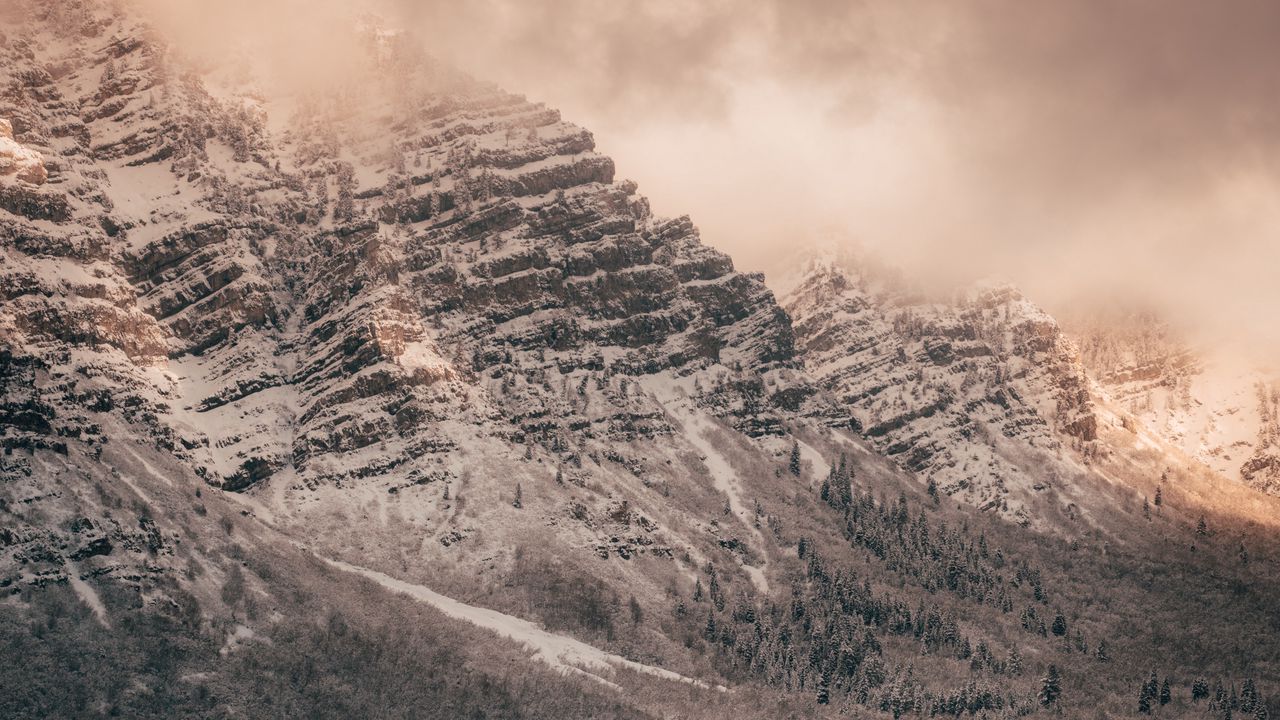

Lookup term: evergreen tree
[1006,646,1023,676]
[838,455,854,507]
[1051,613,1068,637]
[1073,629,1088,653]
[1192,678,1209,702]
[816,668,832,705]
[1139,670,1158,714]
[1243,679,1259,713]
[1094,640,1110,662]
[708,568,725,611]
[1038,664,1062,707]
[512,483,522,509]
[1197,515,1208,535]
[1154,486,1163,506]
[789,441,802,477]
[1160,677,1171,706]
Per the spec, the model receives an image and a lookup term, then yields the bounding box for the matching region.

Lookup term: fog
[135,0,1280,356]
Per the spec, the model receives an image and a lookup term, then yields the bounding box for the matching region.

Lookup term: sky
[138,0,1280,356]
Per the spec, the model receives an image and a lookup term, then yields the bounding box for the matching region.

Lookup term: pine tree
[693,579,704,603]
[1094,639,1110,662]
[512,483,523,509]
[710,571,725,612]
[1139,670,1158,713]
[1197,514,1208,535]
[1038,664,1062,707]
[1191,678,1209,702]
[1160,677,1171,706]
[789,441,801,476]
[838,455,854,507]
[1006,646,1023,675]
[1154,486,1163,506]
[1051,613,1068,636]
[816,668,831,705]
[1243,679,1259,713]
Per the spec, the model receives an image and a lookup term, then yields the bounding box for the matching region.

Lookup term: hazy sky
[140,0,1280,355]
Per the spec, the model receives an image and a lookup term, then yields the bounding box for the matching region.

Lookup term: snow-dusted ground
[67,563,110,628]
[319,556,722,692]
[645,378,771,594]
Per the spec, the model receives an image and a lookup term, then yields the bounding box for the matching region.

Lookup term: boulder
[0,118,48,186]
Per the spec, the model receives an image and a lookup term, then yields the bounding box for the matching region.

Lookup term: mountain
[2,2,1279,718]
[1066,309,1280,496]
[781,255,1097,527]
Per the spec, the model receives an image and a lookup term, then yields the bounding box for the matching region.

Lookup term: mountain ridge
[2,3,1279,718]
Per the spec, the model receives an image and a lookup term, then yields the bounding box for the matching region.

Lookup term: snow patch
[67,564,110,628]
[320,555,723,692]
[645,379,771,594]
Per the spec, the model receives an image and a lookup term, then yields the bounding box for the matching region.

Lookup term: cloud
[128,0,1280,356]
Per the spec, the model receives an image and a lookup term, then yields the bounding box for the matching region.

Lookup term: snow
[395,339,453,374]
[0,120,47,184]
[794,438,831,489]
[219,624,258,656]
[67,564,110,628]
[319,555,723,692]
[645,377,771,594]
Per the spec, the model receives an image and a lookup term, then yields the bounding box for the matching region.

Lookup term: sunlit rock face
[1066,311,1280,495]
[1,0,837,595]
[782,256,1097,524]
[0,118,48,185]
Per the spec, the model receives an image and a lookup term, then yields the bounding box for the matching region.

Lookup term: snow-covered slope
[0,0,828,613]
[781,255,1097,525]
[1067,311,1280,495]
[7,4,1280,718]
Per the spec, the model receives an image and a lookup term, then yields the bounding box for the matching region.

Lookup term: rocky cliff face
[1067,310,1280,495]
[8,6,1280,719]
[781,256,1097,524]
[0,0,829,601]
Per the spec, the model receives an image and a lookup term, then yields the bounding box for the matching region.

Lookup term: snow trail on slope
[645,381,770,594]
[124,445,174,487]
[67,564,110,628]
[320,556,722,692]
[795,439,830,490]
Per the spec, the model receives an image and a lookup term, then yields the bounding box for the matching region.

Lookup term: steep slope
[0,0,833,673]
[3,2,1280,719]
[1066,310,1280,495]
[781,256,1096,526]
